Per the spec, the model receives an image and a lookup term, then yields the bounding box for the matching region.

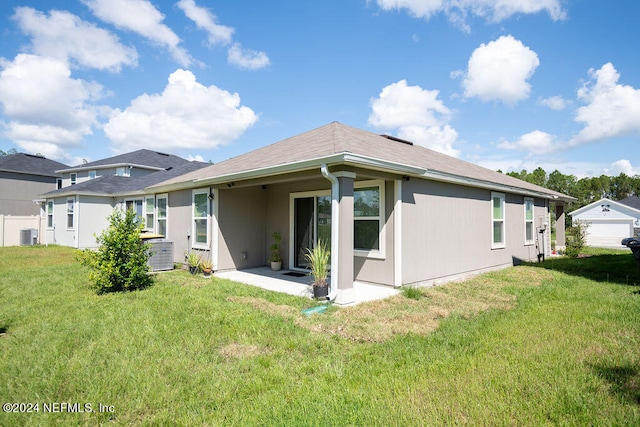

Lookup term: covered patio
[214,267,399,306]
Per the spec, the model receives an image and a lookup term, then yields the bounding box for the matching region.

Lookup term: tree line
[503,167,640,211]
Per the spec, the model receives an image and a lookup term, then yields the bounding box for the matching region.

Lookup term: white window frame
[124,199,144,224]
[56,178,62,189]
[70,173,77,185]
[116,167,129,177]
[289,180,386,262]
[145,196,155,231]
[491,192,505,249]
[354,180,385,259]
[47,200,54,229]
[192,189,210,249]
[66,198,74,230]
[524,197,534,246]
[156,194,168,237]
[88,170,96,180]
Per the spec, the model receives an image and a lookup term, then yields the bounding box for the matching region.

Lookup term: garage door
[585,221,632,247]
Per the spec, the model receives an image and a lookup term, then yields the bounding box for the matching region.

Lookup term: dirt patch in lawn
[229,267,553,342]
[218,343,270,359]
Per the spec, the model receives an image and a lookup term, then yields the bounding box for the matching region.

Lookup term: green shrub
[565,220,588,258]
[78,208,153,294]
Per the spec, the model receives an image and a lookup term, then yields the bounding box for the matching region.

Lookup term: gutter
[56,163,165,174]
[320,164,339,302]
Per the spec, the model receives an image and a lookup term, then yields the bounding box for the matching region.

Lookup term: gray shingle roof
[42,161,209,198]
[618,196,640,211]
[0,153,68,177]
[151,122,574,201]
[58,149,192,172]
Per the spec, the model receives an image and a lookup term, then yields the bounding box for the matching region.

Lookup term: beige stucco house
[149,122,574,305]
[40,150,207,248]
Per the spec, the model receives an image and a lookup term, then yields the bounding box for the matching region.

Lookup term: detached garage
[571,197,640,247]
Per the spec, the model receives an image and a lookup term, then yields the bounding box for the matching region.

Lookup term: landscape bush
[78,208,153,294]
[565,220,589,258]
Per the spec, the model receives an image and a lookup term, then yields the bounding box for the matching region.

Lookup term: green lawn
[1,246,639,426]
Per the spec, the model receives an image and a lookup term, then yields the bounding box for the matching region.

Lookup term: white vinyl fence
[0,215,47,247]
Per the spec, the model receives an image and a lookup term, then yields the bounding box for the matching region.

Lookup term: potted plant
[200,258,213,277]
[185,251,200,275]
[269,231,282,271]
[304,239,330,299]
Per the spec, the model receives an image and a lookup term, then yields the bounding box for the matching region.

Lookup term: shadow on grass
[526,253,640,286]
[591,363,640,405]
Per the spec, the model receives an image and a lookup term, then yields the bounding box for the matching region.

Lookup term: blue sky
[0,0,638,178]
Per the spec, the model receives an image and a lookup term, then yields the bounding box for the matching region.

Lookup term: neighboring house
[0,153,68,216]
[148,122,574,305]
[570,196,640,247]
[55,149,194,188]
[40,150,207,249]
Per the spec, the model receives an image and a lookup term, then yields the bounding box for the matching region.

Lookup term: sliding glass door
[293,195,331,269]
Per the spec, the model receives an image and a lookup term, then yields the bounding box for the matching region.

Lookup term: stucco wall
[217,186,267,270]
[77,196,113,249]
[165,189,192,264]
[401,179,546,286]
[0,171,58,216]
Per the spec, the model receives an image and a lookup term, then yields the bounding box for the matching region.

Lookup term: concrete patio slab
[214,267,399,305]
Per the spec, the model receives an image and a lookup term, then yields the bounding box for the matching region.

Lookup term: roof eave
[420,169,576,202]
[56,163,165,174]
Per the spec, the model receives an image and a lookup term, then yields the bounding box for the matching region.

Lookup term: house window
[492,192,505,249]
[524,198,534,245]
[66,198,74,229]
[116,167,129,177]
[145,196,155,231]
[156,194,167,237]
[125,199,143,223]
[70,173,77,185]
[47,201,54,228]
[354,183,383,255]
[57,178,62,189]
[88,170,96,180]
[193,190,209,247]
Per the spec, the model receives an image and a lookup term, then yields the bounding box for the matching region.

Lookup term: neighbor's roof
[150,122,575,202]
[57,149,192,173]
[618,196,640,211]
[42,161,209,198]
[0,153,68,178]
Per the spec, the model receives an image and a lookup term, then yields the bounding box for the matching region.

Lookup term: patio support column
[334,172,356,305]
[555,203,566,249]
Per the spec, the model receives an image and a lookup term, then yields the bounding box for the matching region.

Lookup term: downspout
[321,164,339,301]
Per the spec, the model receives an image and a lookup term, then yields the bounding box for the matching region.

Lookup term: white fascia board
[56,163,164,174]
[571,197,640,217]
[420,169,575,202]
[342,154,427,175]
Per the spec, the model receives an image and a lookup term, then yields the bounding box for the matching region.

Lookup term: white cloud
[462,35,539,105]
[375,0,566,31]
[0,54,104,160]
[369,79,460,156]
[13,7,138,73]
[176,0,234,46]
[227,43,270,70]
[606,159,638,176]
[104,69,258,153]
[537,95,568,110]
[82,0,191,66]
[572,63,640,144]
[176,0,270,70]
[497,130,558,154]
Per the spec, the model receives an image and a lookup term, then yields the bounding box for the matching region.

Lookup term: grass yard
[1,246,639,425]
